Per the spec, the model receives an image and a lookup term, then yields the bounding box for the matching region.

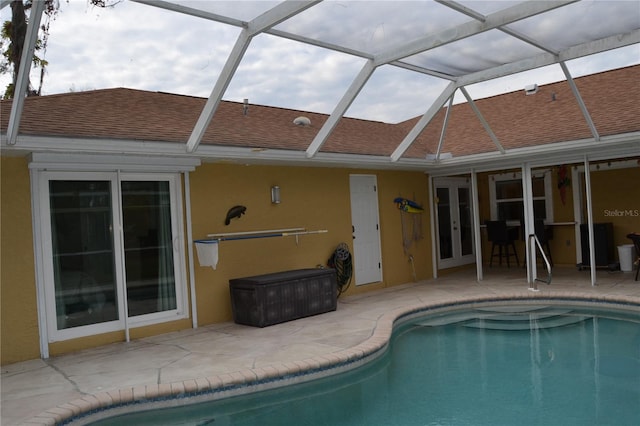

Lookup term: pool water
[90,305,640,426]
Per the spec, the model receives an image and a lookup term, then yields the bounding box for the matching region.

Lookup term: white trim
[522,163,536,285]
[184,172,198,329]
[116,169,130,342]
[489,170,554,222]
[470,170,483,282]
[433,177,476,269]
[32,166,190,344]
[29,153,200,173]
[572,158,639,173]
[117,173,189,328]
[38,171,124,342]
[4,131,637,174]
[428,175,437,279]
[422,133,640,176]
[30,168,49,358]
[583,156,597,287]
[571,165,583,268]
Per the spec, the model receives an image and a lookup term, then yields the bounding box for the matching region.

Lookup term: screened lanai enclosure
[2,0,640,290]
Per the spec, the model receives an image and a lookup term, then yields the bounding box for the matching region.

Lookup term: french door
[435,178,474,269]
[39,171,187,342]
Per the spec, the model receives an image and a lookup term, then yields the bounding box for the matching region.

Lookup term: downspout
[184,172,198,328]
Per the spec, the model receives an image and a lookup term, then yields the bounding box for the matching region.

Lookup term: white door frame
[349,174,383,285]
[434,177,475,269]
[32,170,189,349]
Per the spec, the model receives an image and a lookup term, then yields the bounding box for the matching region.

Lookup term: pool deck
[3,267,640,425]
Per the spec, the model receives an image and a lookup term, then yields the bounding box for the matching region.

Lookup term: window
[38,171,187,341]
[489,171,553,222]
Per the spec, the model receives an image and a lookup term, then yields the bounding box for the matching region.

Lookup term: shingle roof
[1,65,638,160]
[403,65,640,159]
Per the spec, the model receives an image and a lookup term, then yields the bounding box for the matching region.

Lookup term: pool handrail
[528,233,552,290]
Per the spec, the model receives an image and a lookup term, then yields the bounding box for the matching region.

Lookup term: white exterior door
[349,175,382,285]
[435,178,475,269]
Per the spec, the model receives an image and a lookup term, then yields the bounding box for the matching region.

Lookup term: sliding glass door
[48,179,120,330]
[121,180,177,317]
[41,172,186,341]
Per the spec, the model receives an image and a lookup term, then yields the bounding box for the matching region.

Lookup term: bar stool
[486,220,519,267]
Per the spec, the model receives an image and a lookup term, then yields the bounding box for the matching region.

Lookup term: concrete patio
[2,267,639,425]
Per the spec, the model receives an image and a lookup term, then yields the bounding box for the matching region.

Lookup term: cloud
[275,0,469,55]
[1,0,638,125]
[508,0,640,50]
[41,1,239,95]
[226,34,365,114]
[348,65,451,123]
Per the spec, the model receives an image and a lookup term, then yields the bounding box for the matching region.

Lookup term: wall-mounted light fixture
[271,186,281,204]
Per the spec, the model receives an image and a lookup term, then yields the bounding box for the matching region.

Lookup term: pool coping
[27,291,640,425]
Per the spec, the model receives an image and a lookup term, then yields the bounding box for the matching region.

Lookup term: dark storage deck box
[229,268,337,327]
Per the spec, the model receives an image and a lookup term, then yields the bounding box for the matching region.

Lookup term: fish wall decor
[225,205,246,225]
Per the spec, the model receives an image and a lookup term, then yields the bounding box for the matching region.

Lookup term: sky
[1,0,639,123]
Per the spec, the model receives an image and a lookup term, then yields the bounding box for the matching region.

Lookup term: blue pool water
[90,304,640,426]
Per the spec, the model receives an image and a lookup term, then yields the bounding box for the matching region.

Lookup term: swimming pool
[84,302,640,426]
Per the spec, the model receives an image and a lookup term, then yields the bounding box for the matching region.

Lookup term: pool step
[416,305,556,326]
[416,306,591,330]
[463,314,591,331]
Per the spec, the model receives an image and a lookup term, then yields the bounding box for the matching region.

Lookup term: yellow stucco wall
[547,162,640,265]
[546,161,640,266]
[0,159,432,363]
[548,165,577,267]
[189,163,432,326]
[5,155,632,363]
[1,156,41,364]
[590,165,640,247]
